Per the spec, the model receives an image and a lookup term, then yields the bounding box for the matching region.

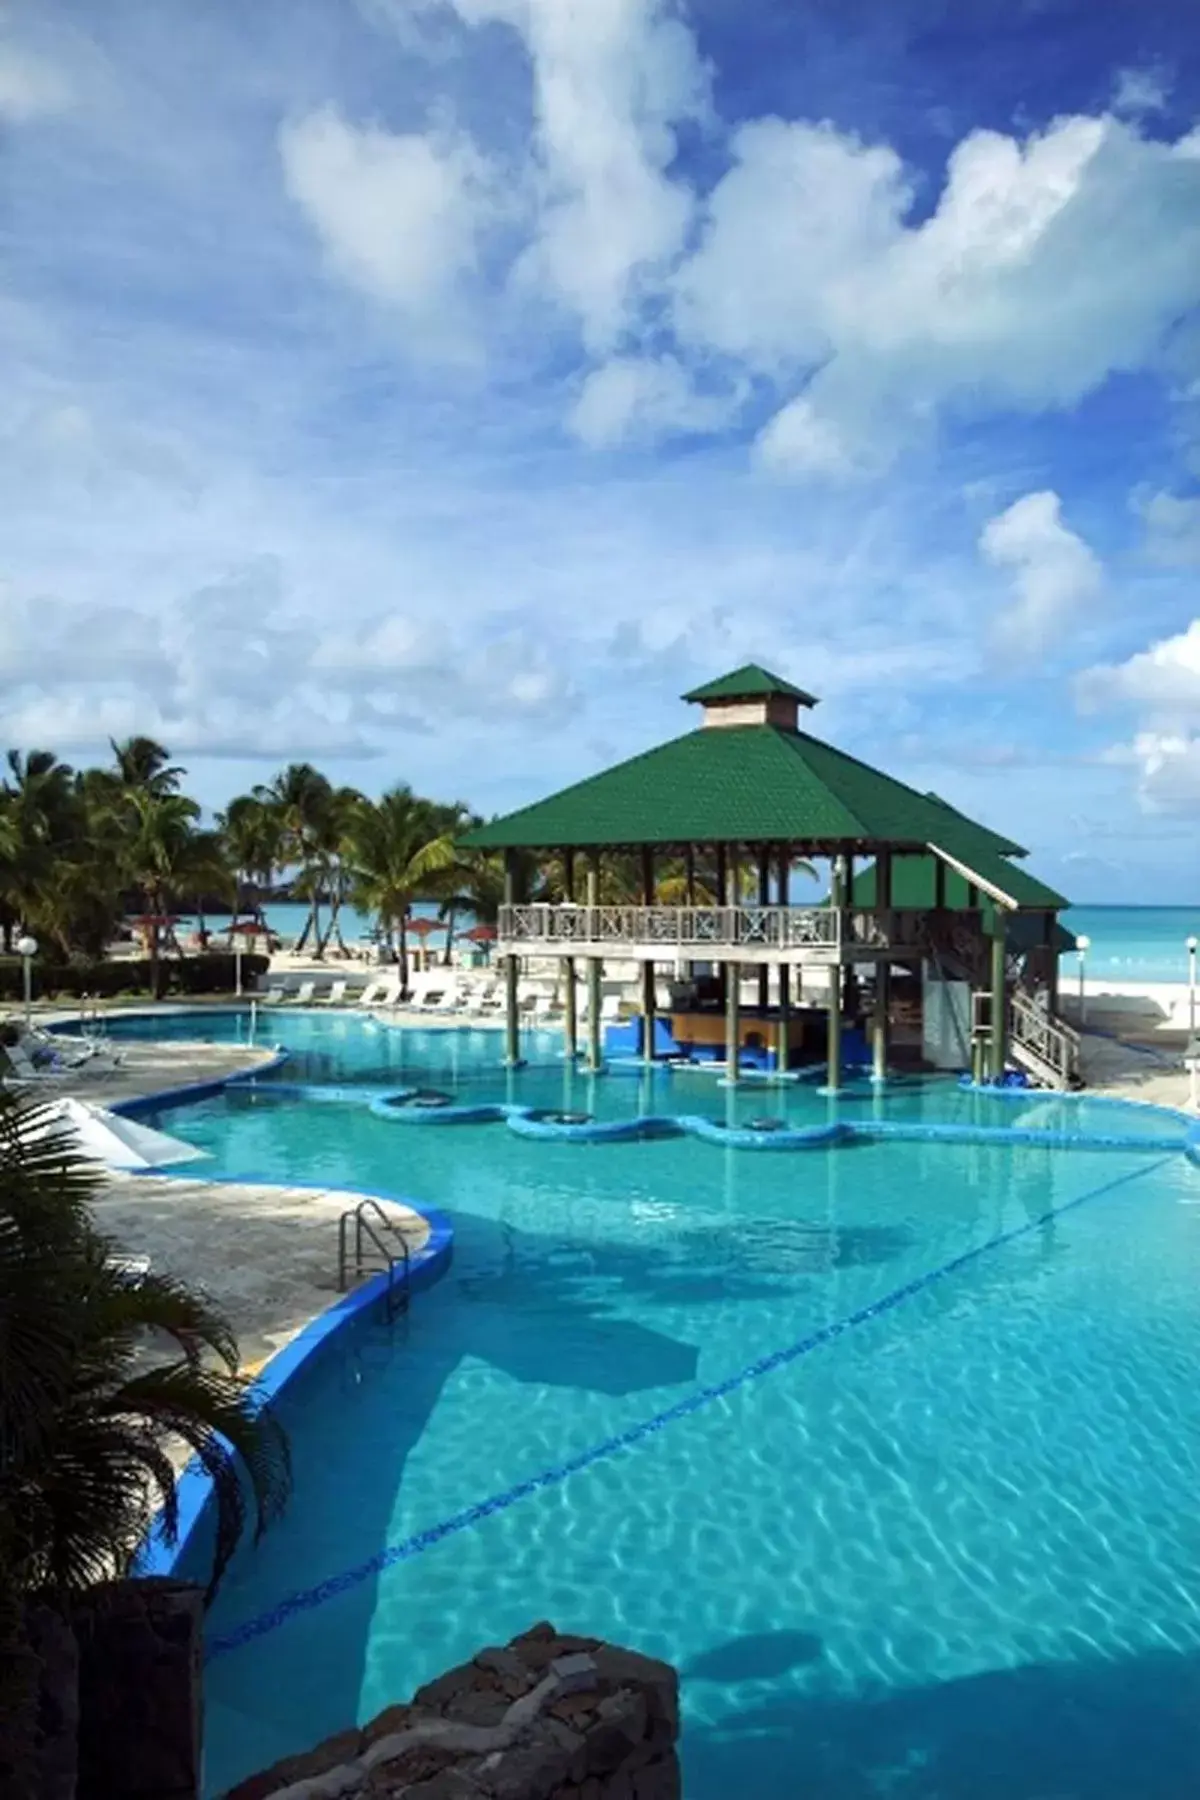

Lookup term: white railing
[499,903,874,954]
[1009,991,1081,1089]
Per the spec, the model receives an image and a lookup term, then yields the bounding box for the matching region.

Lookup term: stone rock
[511,1631,601,1674]
[441,1689,510,1730]
[392,1769,485,1799]
[73,1578,205,1800]
[548,1652,597,1695]
[472,1734,572,1800]
[413,1663,479,1712]
[25,1602,79,1800]
[473,1648,531,1694]
[362,1703,420,1745]
[630,1759,681,1800]
[591,1648,678,1735]
[548,1694,598,1729]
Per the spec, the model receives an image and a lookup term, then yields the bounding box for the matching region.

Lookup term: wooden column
[726,844,741,1076]
[777,844,791,1072]
[827,854,847,1092]
[715,844,729,1007]
[586,853,603,1072]
[503,851,520,1066]
[757,849,770,1012]
[563,849,577,1060]
[725,944,740,1082]
[989,917,1008,1081]
[641,846,656,1062]
[872,849,891,1083]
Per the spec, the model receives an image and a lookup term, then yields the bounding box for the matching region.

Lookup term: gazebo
[462,665,1076,1089]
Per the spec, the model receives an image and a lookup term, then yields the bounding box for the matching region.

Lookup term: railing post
[586,854,603,1072]
[503,855,522,1067]
[989,920,1008,1081]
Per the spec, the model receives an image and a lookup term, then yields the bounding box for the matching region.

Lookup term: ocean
[1060,907,1200,986]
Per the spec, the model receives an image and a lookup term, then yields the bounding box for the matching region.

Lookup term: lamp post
[15,935,38,1029]
[1076,934,1090,1027]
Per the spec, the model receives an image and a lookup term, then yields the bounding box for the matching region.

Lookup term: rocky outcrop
[226,1623,680,1800]
[73,1578,205,1800]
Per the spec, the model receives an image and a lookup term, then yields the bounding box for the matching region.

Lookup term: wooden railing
[497,902,885,955]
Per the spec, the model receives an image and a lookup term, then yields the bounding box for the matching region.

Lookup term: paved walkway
[91,1175,428,1372]
[38,1031,431,1374]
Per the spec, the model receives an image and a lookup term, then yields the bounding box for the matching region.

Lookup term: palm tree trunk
[398,912,409,993]
[441,900,456,966]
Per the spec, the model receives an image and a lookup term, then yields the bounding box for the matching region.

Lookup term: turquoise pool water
[122,1013,1199,1798]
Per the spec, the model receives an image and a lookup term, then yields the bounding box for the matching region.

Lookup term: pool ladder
[337,1198,412,1321]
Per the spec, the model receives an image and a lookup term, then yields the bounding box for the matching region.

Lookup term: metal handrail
[337,1198,412,1319]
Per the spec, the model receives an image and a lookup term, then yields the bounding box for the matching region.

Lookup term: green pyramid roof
[682,663,819,705]
[462,719,1031,862]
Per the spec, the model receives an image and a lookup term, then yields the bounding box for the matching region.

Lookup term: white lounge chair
[291,980,317,1005]
[323,979,349,1006]
[262,984,286,1005]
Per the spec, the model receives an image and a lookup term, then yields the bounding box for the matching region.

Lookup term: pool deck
[91,1172,428,1374]
[45,1035,430,1374]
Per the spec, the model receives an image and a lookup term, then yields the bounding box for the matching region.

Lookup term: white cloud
[1111,732,1200,813]
[693,113,1200,472]
[757,396,861,477]
[1135,490,1200,564]
[0,41,70,121]
[446,0,710,350]
[1077,618,1200,725]
[979,490,1102,656]
[676,117,908,374]
[1112,65,1170,117]
[279,105,497,351]
[569,354,739,447]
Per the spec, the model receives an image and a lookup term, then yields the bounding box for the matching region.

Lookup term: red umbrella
[407,917,441,937]
[223,918,270,936]
[460,923,498,943]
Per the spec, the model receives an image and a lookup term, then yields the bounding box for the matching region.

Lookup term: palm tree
[252,765,334,953]
[0,1093,288,1660]
[314,785,366,958]
[217,794,285,922]
[108,737,184,799]
[346,787,460,987]
[122,793,232,995]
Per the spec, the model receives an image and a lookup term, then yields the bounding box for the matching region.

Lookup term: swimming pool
[122,1012,1200,1797]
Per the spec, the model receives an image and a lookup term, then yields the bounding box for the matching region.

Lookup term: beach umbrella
[222,917,271,996]
[407,915,441,971]
[459,921,497,964]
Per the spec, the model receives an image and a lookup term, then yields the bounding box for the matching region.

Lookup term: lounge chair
[413,988,448,1013]
[323,979,349,1006]
[462,985,497,1016]
[262,984,286,1005]
[2,1043,70,1086]
[291,980,317,1005]
[106,1252,151,1284]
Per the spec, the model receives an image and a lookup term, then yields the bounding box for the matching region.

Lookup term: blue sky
[1,0,1198,901]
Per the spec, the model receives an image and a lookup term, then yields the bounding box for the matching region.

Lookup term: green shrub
[0,954,268,1003]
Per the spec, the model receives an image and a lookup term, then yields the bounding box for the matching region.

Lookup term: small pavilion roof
[682,663,819,707]
[463,693,1030,864]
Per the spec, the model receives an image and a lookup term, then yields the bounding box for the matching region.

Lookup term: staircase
[1008,992,1082,1090]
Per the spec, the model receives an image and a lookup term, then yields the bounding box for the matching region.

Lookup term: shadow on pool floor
[687,1641,1200,1799]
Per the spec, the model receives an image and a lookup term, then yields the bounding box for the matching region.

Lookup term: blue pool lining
[135,1174,454,1580]
[205,1153,1176,1662]
[227,1079,1190,1155]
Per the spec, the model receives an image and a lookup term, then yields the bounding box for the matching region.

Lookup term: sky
[1,0,1198,902]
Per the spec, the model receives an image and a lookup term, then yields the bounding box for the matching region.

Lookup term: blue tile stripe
[206,1153,1174,1662]
[230,1079,1189,1155]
